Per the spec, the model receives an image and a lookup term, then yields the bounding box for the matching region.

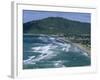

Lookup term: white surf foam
[82,52,88,57]
[56,43,71,52]
[25,44,58,63]
[63,44,71,52]
[38,36,49,42]
[24,56,36,64]
[31,41,72,62]
[53,60,66,67]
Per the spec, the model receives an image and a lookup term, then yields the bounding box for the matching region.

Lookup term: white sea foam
[24,56,36,64]
[49,37,55,42]
[53,60,66,67]
[24,44,58,64]
[32,46,42,51]
[38,36,49,42]
[31,41,72,62]
[56,42,64,46]
[54,61,62,67]
[82,52,88,57]
[32,44,51,53]
[28,56,35,59]
[24,36,89,65]
[60,43,71,52]
[31,52,55,62]
[24,35,90,67]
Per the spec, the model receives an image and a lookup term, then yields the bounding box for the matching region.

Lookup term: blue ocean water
[23,34,90,69]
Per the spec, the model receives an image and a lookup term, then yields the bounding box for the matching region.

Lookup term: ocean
[23,34,90,69]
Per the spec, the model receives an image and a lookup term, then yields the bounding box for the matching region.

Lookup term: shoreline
[59,37,91,56]
[23,34,91,56]
[72,43,90,56]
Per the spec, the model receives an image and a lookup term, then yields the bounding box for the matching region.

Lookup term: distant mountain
[23,17,90,35]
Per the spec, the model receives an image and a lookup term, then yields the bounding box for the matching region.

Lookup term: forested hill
[23,17,90,35]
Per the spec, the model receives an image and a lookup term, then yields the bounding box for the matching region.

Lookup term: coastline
[72,43,90,56]
[23,34,91,56]
[59,37,91,56]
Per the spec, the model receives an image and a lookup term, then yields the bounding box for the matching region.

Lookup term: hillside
[23,17,90,35]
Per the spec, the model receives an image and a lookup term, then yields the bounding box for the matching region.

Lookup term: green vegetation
[23,17,90,34]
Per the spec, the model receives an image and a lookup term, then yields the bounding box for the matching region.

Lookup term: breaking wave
[23,35,90,69]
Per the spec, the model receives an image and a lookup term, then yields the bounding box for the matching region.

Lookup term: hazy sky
[23,10,91,23]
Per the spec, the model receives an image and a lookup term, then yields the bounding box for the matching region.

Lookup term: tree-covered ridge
[23,17,90,35]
